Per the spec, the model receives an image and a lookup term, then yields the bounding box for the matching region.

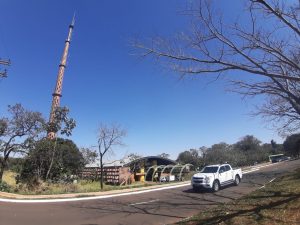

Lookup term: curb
[0,181,190,203]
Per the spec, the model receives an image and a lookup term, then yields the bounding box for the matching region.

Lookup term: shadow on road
[71,186,253,224]
[189,191,300,225]
[72,161,300,225]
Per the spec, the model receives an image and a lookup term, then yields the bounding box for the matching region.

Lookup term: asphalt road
[0,159,299,225]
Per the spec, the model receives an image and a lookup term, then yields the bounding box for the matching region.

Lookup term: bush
[0,181,12,192]
[7,158,25,173]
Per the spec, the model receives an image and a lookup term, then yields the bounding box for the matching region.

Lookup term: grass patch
[12,181,156,195]
[2,171,162,195]
[178,168,300,225]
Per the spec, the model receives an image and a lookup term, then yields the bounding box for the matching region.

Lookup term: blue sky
[0,0,282,160]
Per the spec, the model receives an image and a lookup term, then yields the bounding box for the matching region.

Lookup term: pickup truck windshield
[201,166,219,173]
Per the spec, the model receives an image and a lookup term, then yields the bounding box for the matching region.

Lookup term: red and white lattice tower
[48,16,75,139]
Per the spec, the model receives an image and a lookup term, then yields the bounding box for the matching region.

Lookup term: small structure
[82,156,193,185]
[82,162,131,185]
[124,156,177,182]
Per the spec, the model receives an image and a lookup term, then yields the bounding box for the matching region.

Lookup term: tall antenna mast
[48,15,75,139]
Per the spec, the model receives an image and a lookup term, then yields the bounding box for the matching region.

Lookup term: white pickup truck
[191,164,242,192]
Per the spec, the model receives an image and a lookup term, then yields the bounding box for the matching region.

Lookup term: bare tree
[134,0,300,135]
[0,104,44,182]
[157,153,170,159]
[80,147,98,165]
[96,123,126,190]
[127,153,142,161]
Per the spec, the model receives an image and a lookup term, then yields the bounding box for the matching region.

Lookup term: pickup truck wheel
[234,175,240,186]
[212,180,220,192]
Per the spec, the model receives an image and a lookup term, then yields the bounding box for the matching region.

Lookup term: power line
[0,58,10,78]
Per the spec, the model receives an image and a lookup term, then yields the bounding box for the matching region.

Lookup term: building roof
[85,156,177,168]
[124,156,177,167]
[85,159,125,168]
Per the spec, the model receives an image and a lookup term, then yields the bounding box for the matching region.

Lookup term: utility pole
[0,58,10,78]
[47,16,75,139]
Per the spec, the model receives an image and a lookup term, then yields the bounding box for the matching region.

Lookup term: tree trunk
[100,156,103,190]
[0,161,6,183]
[0,169,4,183]
[46,138,58,181]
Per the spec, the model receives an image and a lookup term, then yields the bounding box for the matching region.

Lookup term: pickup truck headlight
[204,176,210,183]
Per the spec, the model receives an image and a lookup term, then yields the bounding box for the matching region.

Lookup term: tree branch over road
[133,0,300,135]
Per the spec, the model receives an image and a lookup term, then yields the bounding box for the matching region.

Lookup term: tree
[234,135,268,165]
[121,153,143,173]
[204,142,231,165]
[5,157,25,174]
[46,106,76,137]
[80,147,98,165]
[234,135,261,152]
[44,106,76,180]
[176,149,202,167]
[127,153,142,162]
[271,139,276,153]
[157,153,170,159]
[283,133,300,158]
[0,104,44,182]
[134,0,300,135]
[20,138,84,183]
[96,123,126,190]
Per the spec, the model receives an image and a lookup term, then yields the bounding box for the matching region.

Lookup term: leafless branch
[133,0,300,135]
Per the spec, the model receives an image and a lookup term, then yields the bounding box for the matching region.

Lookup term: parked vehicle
[160,175,175,182]
[191,164,242,192]
[269,154,290,163]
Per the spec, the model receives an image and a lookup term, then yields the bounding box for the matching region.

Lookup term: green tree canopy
[176,135,275,168]
[283,134,300,158]
[0,104,45,182]
[234,135,261,152]
[176,149,202,167]
[20,138,84,183]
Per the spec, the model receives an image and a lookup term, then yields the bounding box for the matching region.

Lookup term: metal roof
[123,156,177,166]
[85,156,177,168]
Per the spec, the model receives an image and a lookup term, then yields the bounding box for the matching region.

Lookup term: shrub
[0,181,11,192]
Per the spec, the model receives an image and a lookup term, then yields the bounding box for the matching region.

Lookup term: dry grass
[178,168,300,225]
[2,170,17,187]
[13,181,154,195]
[2,172,156,195]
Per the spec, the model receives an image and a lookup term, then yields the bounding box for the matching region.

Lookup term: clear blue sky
[0,0,282,160]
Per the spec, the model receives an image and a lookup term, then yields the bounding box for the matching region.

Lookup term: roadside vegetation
[1,170,157,195]
[177,167,300,225]
[176,135,286,169]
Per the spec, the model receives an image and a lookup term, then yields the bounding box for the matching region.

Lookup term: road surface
[0,159,299,225]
